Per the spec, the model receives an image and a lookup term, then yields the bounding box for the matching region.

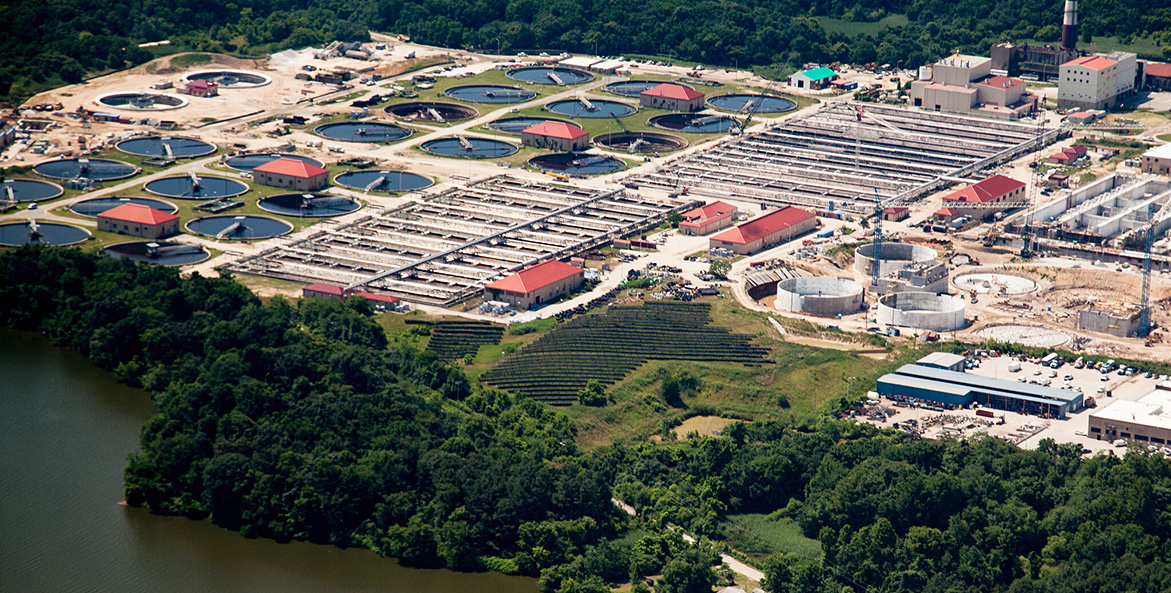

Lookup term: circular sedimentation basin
[444,85,535,104]
[182,70,271,88]
[334,170,433,193]
[545,98,637,118]
[0,179,64,202]
[707,93,796,114]
[314,122,412,142]
[529,152,625,175]
[604,80,664,97]
[974,324,1068,348]
[116,136,216,158]
[224,153,324,172]
[95,92,187,111]
[187,215,293,240]
[103,241,209,266]
[258,193,360,217]
[34,158,138,181]
[0,221,90,246]
[71,197,177,217]
[486,116,580,135]
[144,175,249,199]
[507,67,593,85]
[649,113,740,133]
[421,137,519,158]
[593,131,686,153]
[954,272,1037,295]
[385,102,477,123]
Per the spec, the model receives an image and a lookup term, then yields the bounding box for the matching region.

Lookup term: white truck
[1008,360,1022,373]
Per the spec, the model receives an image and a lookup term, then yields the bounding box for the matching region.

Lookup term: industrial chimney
[1061,0,1078,51]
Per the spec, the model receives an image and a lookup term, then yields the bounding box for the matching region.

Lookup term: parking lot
[857,353,1167,456]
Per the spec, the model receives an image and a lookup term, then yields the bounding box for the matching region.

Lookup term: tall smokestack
[1062,0,1078,51]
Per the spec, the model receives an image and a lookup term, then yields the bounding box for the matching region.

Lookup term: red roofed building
[933,207,960,224]
[709,206,816,255]
[640,83,705,112]
[303,283,347,299]
[941,174,1026,217]
[520,121,590,151]
[1049,144,1088,165]
[353,291,405,311]
[252,157,329,191]
[679,201,738,235]
[1147,62,1171,91]
[484,260,585,309]
[183,79,219,98]
[97,203,179,239]
[882,207,910,222]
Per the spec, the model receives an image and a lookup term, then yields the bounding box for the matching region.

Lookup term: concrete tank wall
[776,277,864,315]
[876,291,965,331]
[854,242,937,277]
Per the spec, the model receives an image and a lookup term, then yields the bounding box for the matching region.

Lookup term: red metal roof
[709,206,814,245]
[485,260,583,294]
[1147,63,1171,78]
[641,83,705,101]
[883,207,909,214]
[98,203,178,225]
[187,80,216,90]
[935,207,959,216]
[354,291,400,303]
[977,75,1024,89]
[253,157,328,178]
[522,121,588,140]
[304,283,345,296]
[942,174,1025,204]
[1063,56,1116,71]
[683,201,736,222]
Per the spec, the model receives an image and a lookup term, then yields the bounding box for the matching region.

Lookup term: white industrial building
[1023,173,1171,248]
[909,55,1036,119]
[1058,52,1136,111]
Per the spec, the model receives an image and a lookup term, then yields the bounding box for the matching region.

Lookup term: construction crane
[870,186,884,286]
[1020,119,1047,258]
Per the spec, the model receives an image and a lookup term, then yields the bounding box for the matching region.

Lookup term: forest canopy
[1,0,1169,102]
[8,245,1171,593]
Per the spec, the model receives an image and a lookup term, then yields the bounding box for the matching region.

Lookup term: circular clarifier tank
[224,153,324,172]
[604,80,663,97]
[144,175,249,199]
[529,153,625,175]
[507,67,594,85]
[334,170,433,193]
[954,272,1037,295]
[421,137,519,158]
[0,221,89,246]
[974,324,1068,348]
[486,116,581,135]
[385,102,478,123]
[258,193,360,217]
[650,113,741,133]
[314,122,412,142]
[593,131,687,153]
[116,136,216,158]
[95,92,188,111]
[187,215,292,240]
[0,179,64,202]
[34,158,138,181]
[707,93,796,113]
[70,196,178,217]
[445,85,536,104]
[103,241,210,266]
[182,69,271,88]
[545,98,637,118]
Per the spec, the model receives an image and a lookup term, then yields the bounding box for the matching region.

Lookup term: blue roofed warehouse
[877,360,1083,419]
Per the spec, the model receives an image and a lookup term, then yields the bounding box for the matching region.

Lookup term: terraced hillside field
[423,320,505,359]
[480,302,770,404]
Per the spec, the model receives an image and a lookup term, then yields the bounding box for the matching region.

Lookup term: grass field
[723,514,822,560]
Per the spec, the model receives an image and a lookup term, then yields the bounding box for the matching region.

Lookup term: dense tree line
[9,245,1171,593]
[3,0,1171,103]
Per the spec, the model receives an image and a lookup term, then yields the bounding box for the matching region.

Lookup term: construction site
[220,175,688,305]
[625,102,1055,214]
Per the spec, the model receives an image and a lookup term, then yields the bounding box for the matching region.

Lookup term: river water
[0,328,537,593]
